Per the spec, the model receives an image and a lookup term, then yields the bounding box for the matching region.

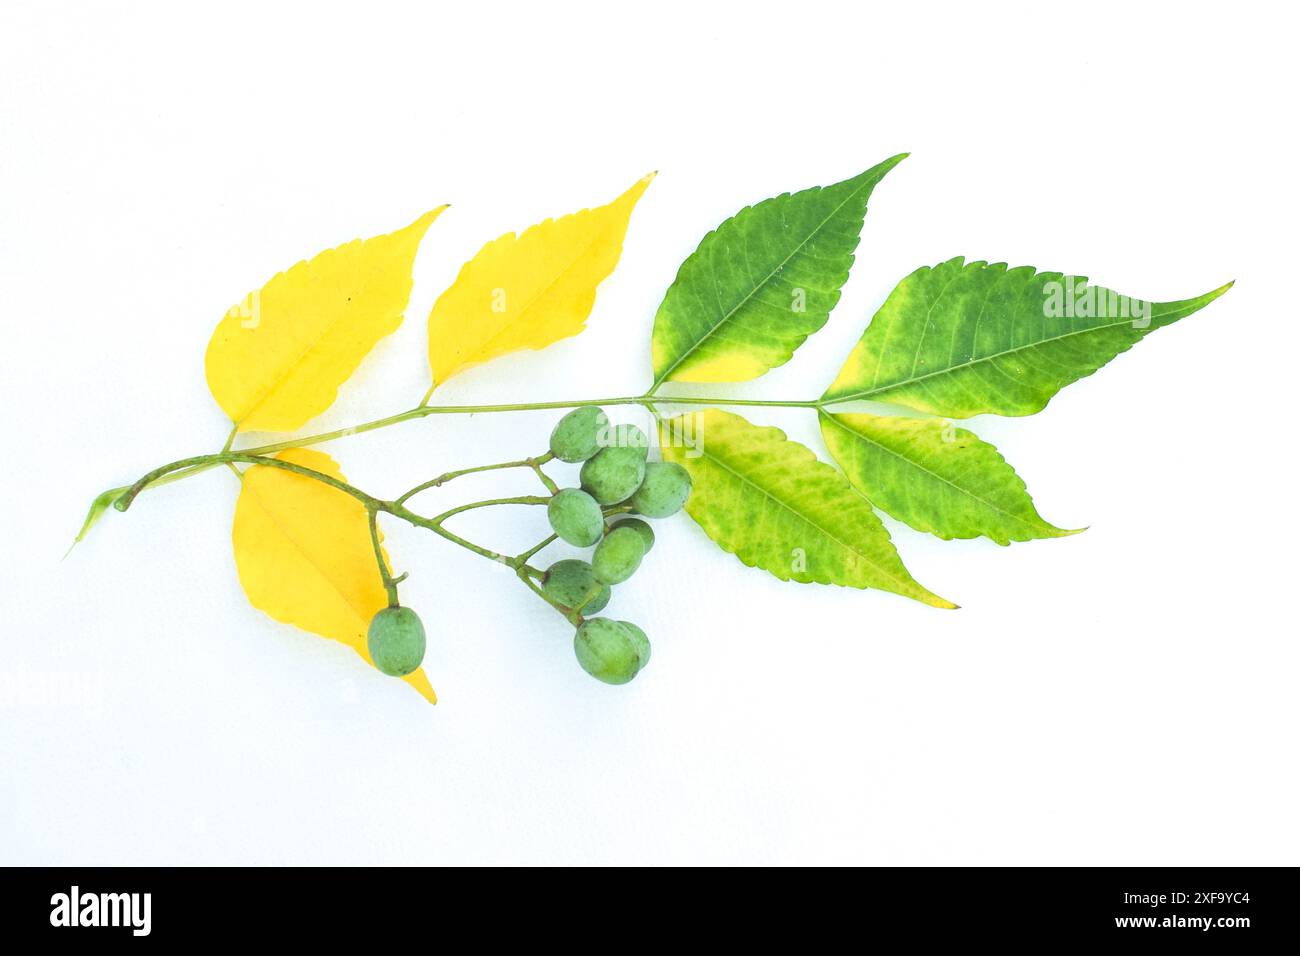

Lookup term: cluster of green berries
[543,406,692,685]
[361,405,692,686]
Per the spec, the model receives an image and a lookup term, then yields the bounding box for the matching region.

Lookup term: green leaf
[820,412,1079,546]
[650,154,907,386]
[659,409,954,608]
[822,257,1233,418]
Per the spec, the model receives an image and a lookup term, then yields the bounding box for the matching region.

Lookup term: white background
[2,1,1296,865]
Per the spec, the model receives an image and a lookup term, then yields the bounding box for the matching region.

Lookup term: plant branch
[367,508,401,608]
[515,568,582,626]
[395,452,557,506]
[86,391,827,540]
[385,500,513,565]
[232,393,821,459]
[111,450,599,630]
[115,451,520,571]
[428,495,549,525]
[116,453,386,513]
[530,458,560,495]
[516,533,558,566]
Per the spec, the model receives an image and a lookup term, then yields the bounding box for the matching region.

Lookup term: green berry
[620,620,651,669]
[630,461,693,518]
[602,423,649,459]
[542,559,610,614]
[591,525,646,585]
[580,446,647,505]
[613,517,655,554]
[573,618,645,684]
[549,406,609,463]
[366,606,426,677]
[547,488,603,547]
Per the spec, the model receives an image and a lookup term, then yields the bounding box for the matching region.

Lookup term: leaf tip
[918,586,959,610]
[879,151,910,172]
[404,668,438,705]
[412,204,450,233]
[621,172,656,205]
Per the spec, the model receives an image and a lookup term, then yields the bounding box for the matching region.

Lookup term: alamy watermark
[50,886,151,936]
[597,413,704,458]
[1043,277,1151,328]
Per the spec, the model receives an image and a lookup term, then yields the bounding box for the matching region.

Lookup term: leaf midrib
[835,311,1157,403]
[236,289,375,429]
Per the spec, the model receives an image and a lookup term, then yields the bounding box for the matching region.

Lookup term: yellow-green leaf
[660,409,954,608]
[231,448,435,703]
[820,411,1079,545]
[207,207,445,433]
[426,175,653,388]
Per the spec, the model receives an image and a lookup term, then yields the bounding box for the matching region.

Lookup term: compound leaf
[660,409,953,608]
[232,448,435,703]
[426,175,653,388]
[820,411,1078,545]
[651,154,906,386]
[207,207,444,433]
[823,257,1232,418]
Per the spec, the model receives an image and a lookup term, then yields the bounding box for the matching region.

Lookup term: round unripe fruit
[613,518,655,554]
[549,406,609,463]
[367,606,426,677]
[542,559,611,614]
[603,423,650,459]
[620,620,651,669]
[580,446,647,505]
[547,488,603,547]
[573,618,645,684]
[630,461,693,518]
[591,526,646,585]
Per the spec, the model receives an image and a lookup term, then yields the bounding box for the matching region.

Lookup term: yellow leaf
[426,175,653,387]
[207,207,446,433]
[231,448,436,703]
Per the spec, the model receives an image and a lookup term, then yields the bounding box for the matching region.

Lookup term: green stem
[530,458,560,495]
[387,500,512,565]
[429,495,549,525]
[116,453,385,513]
[233,393,820,458]
[91,392,825,522]
[574,582,603,614]
[395,452,556,506]
[516,533,558,566]
[115,451,597,628]
[516,567,582,626]
[116,452,517,569]
[367,509,401,608]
